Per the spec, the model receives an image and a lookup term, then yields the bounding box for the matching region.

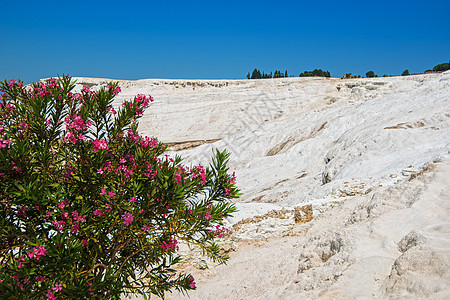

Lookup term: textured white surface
[71,72,450,299]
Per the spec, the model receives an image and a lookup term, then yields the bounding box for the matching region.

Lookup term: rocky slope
[71,72,450,299]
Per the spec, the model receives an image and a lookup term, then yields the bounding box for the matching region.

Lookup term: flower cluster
[27,245,48,261]
[92,139,109,151]
[161,237,179,252]
[0,75,238,299]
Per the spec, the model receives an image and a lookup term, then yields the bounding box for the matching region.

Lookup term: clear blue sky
[1,0,449,84]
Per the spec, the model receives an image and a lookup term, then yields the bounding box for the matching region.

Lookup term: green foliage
[251,68,262,79]
[366,71,375,78]
[0,76,239,299]
[401,69,410,76]
[432,62,450,72]
[299,69,331,78]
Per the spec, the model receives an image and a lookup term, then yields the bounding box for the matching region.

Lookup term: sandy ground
[73,72,450,299]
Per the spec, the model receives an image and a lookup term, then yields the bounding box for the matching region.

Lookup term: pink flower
[107,105,117,114]
[122,212,133,226]
[161,237,178,252]
[92,139,108,151]
[71,223,80,234]
[174,173,182,185]
[81,240,87,246]
[189,275,196,288]
[229,172,236,184]
[35,245,48,257]
[108,191,116,198]
[204,212,211,220]
[37,275,46,282]
[97,169,104,175]
[93,209,104,217]
[58,201,65,209]
[100,188,107,195]
[124,169,133,178]
[29,245,48,260]
[72,210,86,223]
[142,225,152,231]
[225,188,230,195]
[52,282,63,292]
[52,220,65,231]
[46,290,56,300]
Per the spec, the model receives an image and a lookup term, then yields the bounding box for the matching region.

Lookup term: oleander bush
[0,75,238,299]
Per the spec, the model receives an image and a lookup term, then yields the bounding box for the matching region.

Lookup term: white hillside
[72,72,450,299]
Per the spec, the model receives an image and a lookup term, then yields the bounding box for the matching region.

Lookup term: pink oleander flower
[108,191,116,198]
[161,237,178,252]
[189,275,196,288]
[58,201,65,209]
[72,210,86,223]
[92,139,108,151]
[107,105,117,114]
[93,209,104,217]
[100,188,107,195]
[46,290,56,300]
[113,86,121,96]
[52,282,63,292]
[174,172,182,185]
[81,86,90,93]
[0,138,12,148]
[52,220,65,231]
[71,223,80,234]
[124,169,133,178]
[142,224,152,231]
[225,188,230,195]
[81,239,87,246]
[229,171,236,184]
[122,212,133,226]
[28,245,48,260]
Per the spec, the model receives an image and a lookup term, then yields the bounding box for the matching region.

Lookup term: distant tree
[366,71,375,78]
[285,70,288,77]
[432,61,450,72]
[299,69,331,78]
[251,68,262,79]
[246,72,250,79]
[401,69,410,76]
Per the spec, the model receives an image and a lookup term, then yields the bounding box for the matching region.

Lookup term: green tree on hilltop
[366,71,375,78]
